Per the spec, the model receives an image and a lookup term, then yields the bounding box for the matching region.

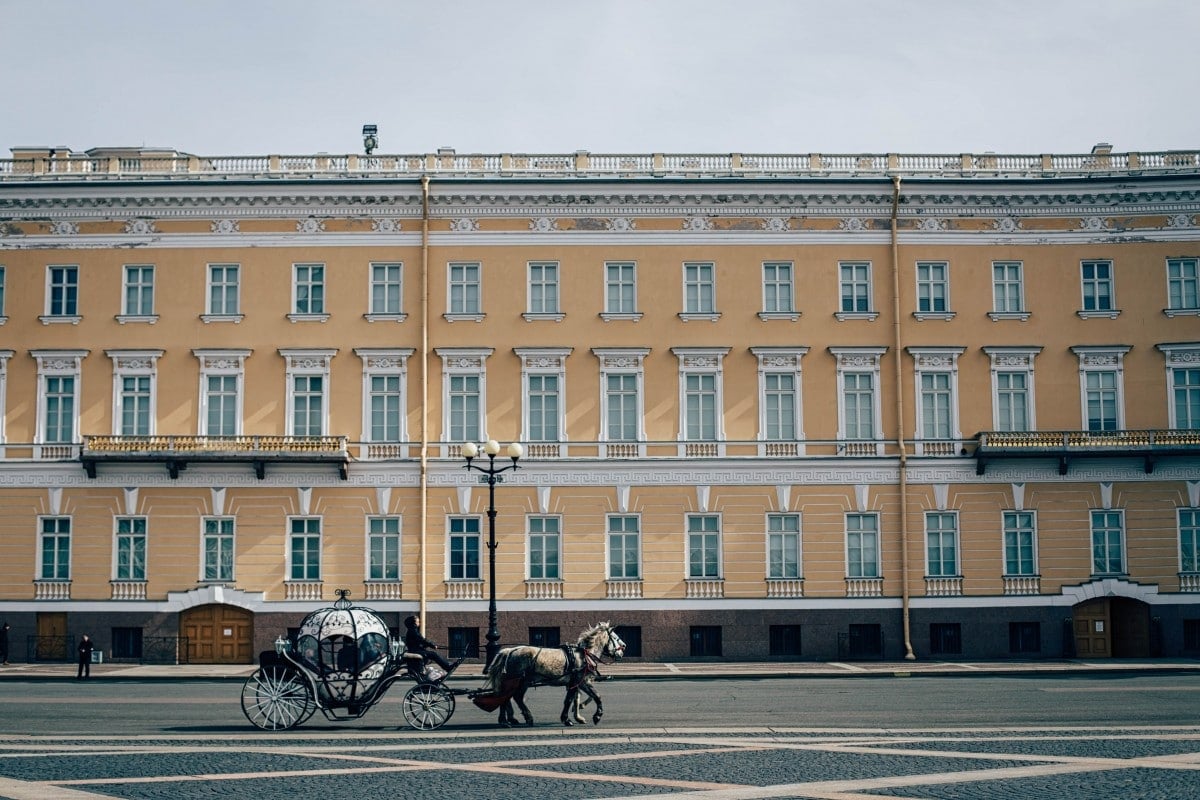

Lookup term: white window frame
[436,348,493,451]
[119,264,157,323]
[836,261,877,321]
[672,347,730,451]
[989,261,1029,320]
[751,347,808,453]
[524,261,563,320]
[448,515,482,581]
[290,263,328,321]
[924,511,959,578]
[845,512,880,579]
[355,348,413,445]
[204,263,242,322]
[527,515,562,580]
[38,516,72,580]
[1157,343,1200,430]
[287,517,322,581]
[0,350,11,448]
[602,261,641,320]
[515,347,570,451]
[1002,510,1038,577]
[280,349,335,437]
[32,349,87,452]
[908,347,965,454]
[829,347,886,454]
[914,261,954,320]
[593,348,648,455]
[107,350,163,437]
[367,261,406,321]
[686,513,722,579]
[760,261,797,320]
[445,261,483,321]
[680,261,719,320]
[766,512,802,579]
[1079,259,1119,319]
[983,347,1041,432]
[0,264,7,323]
[366,516,401,582]
[201,516,235,583]
[606,514,642,580]
[1072,346,1130,432]
[1090,508,1126,576]
[114,516,147,581]
[42,264,80,324]
[194,349,249,437]
[1165,257,1200,317]
[1180,507,1200,574]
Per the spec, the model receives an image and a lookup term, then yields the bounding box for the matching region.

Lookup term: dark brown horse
[477,622,625,726]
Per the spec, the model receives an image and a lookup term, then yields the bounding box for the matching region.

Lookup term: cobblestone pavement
[1,724,1198,800]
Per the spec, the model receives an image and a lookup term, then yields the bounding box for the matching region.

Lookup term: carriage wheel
[241,666,315,730]
[402,684,456,730]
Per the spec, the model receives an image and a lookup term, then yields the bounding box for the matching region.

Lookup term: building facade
[0,144,1198,664]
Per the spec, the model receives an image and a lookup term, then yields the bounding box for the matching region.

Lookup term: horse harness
[560,644,602,689]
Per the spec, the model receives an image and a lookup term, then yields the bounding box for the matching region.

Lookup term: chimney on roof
[1092,142,1113,155]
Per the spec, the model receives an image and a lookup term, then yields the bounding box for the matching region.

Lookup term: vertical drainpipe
[419,175,431,625]
[890,174,916,660]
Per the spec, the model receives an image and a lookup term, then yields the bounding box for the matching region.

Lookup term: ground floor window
[929,622,962,655]
[1010,621,1041,654]
[1184,619,1200,653]
[614,625,642,658]
[529,626,559,648]
[690,625,722,657]
[111,627,143,660]
[447,627,479,659]
[769,624,802,657]
[845,623,882,659]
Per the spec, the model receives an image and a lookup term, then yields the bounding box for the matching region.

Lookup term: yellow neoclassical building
[0,143,1197,665]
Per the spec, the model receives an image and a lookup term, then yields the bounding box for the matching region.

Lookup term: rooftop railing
[2,149,1196,182]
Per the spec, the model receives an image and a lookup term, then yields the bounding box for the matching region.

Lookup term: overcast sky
[4,0,1197,158]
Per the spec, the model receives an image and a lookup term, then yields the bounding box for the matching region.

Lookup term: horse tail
[480,649,511,694]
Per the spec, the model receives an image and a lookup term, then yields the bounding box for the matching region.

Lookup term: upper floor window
[528,516,561,580]
[1159,344,1200,430]
[846,513,879,578]
[990,261,1028,320]
[603,261,640,319]
[115,517,147,581]
[594,348,648,449]
[915,261,953,319]
[674,348,729,444]
[1080,260,1118,318]
[1003,510,1037,576]
[767,513,801,579]
[837,261,875,319]
[291,263,327,320]
[761,261,796,318]
[280,349,335,437]
[0,265,6,321]
[202,517,235,582]
[909,348,964,453]
[1073,346,1129,432]
[681,262,718,319]
[288,518,321,580]
[1181,508,1200,574]
[195,350,249,437]
[830,348,885,452]
[607,515,641,579]
[1091,509,1125,575]
[356,349,413,444]
[368,517,401,581]
[516,348,570,445]
[1166,258,1199,316]
[108,350,162,437]
[206,264,241,319]
[44,265,80,322]
[368,262,405,320]
[984,347,1041,433]
[752,347,808,447]
[687,514,721,579]
[121,265,156,320]
[437,348,492,444]
[39,517,71,580]
[525,261,561,320]
[925,512,959,577]
[448,516,481,580]
[33,350,86,446]
[446,261,482,319]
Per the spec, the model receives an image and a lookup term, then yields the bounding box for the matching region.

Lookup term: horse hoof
[561,718,573,727]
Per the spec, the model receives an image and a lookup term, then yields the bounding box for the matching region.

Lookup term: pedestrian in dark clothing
[0,622,10,665]
[77,634,94,679]
[403,615,460,674]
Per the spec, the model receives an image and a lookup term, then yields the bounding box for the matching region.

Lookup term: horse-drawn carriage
[240,589,625,731]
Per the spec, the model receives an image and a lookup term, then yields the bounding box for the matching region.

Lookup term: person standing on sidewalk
[77,634,94,679]
[0,622,10,665]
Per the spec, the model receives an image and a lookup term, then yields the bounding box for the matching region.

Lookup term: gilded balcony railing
[975,429,1200,474]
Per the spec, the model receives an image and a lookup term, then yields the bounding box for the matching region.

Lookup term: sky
[3,0,1198,158]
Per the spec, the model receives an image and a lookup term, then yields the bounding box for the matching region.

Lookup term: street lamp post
[461,438,523,668]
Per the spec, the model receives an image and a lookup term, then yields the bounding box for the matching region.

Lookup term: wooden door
[180,605,254,664]
[1073,598,1111,657]
[1111,598,1151,657]
[36,612,69,660]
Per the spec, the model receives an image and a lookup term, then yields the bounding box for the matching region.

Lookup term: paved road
[0,675,1197,799]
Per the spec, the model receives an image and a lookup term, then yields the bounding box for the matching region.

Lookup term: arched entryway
[181,604,254,664]
[1072,596,1152,658]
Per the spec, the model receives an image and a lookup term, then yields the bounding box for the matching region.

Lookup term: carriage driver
[403,615,463,675]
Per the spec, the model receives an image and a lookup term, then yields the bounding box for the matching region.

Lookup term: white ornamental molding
[364,356,405,370]
[211,219,240,234]
[1079,216,1111,231]
[592,348,649,370]
[450,218,480,232]
[296,218,327,234]
[529,217,559,232]
[371,218,402,233]
[1080,352,1119,367]
[763,217,790,232]
[50,221,79,236]
[114,357,154,370]
[682,216,713,231]
[993,353,1033,368]
[1157,343,1200,365]
[522,355,564,370]
[199,355,246,370]
[837,217,867,231]
[1165,213,1196,229]
[917,217,946,232]
[606,217,635,231]
[123,219,158,235]
[992,217,1022,232]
